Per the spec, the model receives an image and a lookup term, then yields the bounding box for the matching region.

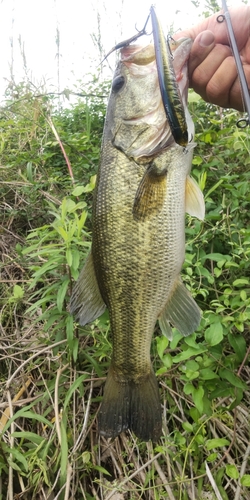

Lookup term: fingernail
[199,31,215,48]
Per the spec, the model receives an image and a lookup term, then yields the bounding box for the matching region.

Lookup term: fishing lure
[150,6,188,147]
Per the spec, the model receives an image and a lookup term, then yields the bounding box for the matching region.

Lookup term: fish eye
[112,75,125,92]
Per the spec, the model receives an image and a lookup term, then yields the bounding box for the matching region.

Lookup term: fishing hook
[100,12,151,64]
[135,16,152,37]
[166,35,175,60]
[219,0,250,127]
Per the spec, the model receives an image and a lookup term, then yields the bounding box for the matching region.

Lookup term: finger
[228,63,250,111]
[188,30,216,77]
[205,55,238,108]
[190,44,232,100]
[193,53,247,111]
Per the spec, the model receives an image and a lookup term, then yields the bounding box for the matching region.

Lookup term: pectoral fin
[133,166,167,222]
[185,175,205,220]
[70,251,106,325]
[158,280,201,339]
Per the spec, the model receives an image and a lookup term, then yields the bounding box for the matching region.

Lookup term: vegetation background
[0,0,249,499]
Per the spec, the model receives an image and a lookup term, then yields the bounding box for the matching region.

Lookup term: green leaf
[226,464,239,479]
[192,156,203,165]
[77,210,88,235]
[156,336,168,360]
[26,161,34,182]
[18,411,53,427]
[228,389,243,410]
[206,452,218,462]
[173,346,206,363]
[182,422,193,432]
[11,432,45,445]
[162,353,172,369]
[55,225,69,241]
[184,334,199,348]
[206,438,230,451]
[241,474,250,486]
[57,279,70,313]
[13,284,24,299]
[83,352,103,377]
[186,370,199,381]
[93,465,111,476]
[201,252,230,262]
[71,338,79,363]
[219,368,247,390]
[64,374,88,410]
[71,249,80,271]
[66,314,74,342]
[0,402,52,433]
[210,386,232,399]
[185,360,199,371]
[205,178,224,197]
[233,278,249,287]
[66,248,73,267]
[8,460,22,472]
[240,290,247,301]
[60,414,68,484]
[205,322,223,346]
[82,451,91,464]
[6,447,28,471]
[199,368,219,380]
[188,90,201,103]
[228,333,246,362]
[170,331,183,349]
[183,382,193,395]
[192,385,204,414]
[72,185,86,196]
[61,198,76,217]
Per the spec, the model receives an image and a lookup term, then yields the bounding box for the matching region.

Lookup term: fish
[70,26,205,441]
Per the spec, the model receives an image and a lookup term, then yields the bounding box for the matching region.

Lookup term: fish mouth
[122,109,159,124]
[120,44,155,64]
[119,103,174,158]
[150,6,188,147]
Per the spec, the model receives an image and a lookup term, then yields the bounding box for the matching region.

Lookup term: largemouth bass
[70,34,205,441]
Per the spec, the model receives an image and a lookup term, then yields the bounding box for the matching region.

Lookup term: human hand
[175,5,250,111]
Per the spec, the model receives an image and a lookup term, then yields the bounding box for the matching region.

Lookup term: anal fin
[159,280,201,338]
[70,251,106,325]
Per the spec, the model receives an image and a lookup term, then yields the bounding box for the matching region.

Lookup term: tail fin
[98,366,162,441]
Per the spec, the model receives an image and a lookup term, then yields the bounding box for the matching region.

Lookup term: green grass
[0,80,249,499]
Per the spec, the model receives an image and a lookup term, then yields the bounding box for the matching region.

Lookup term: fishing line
[219,0,250,128]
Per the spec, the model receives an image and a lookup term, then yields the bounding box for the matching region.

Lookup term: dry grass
[1,122,250,500]
[0,223,250,500]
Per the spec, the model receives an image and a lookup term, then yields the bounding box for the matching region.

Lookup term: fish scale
[70,40,205,441]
